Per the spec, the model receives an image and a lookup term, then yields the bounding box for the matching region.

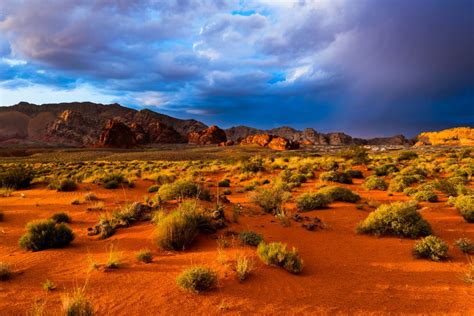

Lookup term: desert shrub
[356,201,431,238]
[136,248,153,263]
[62,287,94,316]
[251,186,291,213]
[218,179,231,187]
[413,190,438,202]
[341,146,370,165]
[238,231,263,247]
[451,195,474,223]
[454,238,474,254]
[147,184,159,193]
[104,180,119,189]
[397,151,418,161]
[388,175,418,192]
[84,192,99,202]
[296,192,330,211]
[363,176,388,190]
[257,242,303,274]
[176,266,217,293]
[0,262,11,281]
[235,255,254,282]
[57,179,78,192]
[158,180,210,201]
[155,173,176,185]
[346,169,364,179]
[51,212,71,223]
[319,171,352,184]
[43,279,55,291]
[156,202,212,250]
[0,166,34,189]
[19,219,75,251]
[242,157,265,173]
[403,187,418,196]
[374,164,399,176]
[413,236,448,261]
[317,186,360,203]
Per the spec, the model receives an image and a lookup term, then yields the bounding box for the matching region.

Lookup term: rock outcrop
[98,120,137,148]
[188,125,227,145]
[240,134,299,150]
[415,127,474,146]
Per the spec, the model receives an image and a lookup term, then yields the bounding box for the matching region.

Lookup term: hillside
[415,127,474,146]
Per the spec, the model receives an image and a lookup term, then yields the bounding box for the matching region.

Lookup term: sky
[0,0,473,137]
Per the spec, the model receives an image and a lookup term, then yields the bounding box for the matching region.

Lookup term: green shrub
[136,248,153,263]
[0,166,34,189]
[0,262,11,281]
[451,195,474,223]
[158,180,210,201]
[147,184,159,193]
[413,190,438,202]
[57,179,78,192]
[389,175,418,192]
[251,186,291,213]
[155,173,176,185]
[19,219,75,251]
[454,238,474,254]
[242,157,265,173]
[397,151,418,161]
[317,186,360,203]
[374,164,399,176]
[296,192,330,211]
[319,171,352,184]
[356,201,431,238]
[218,179,231,187]
[104,180,119,189]
[257,242,303,274]
[51,212,71,223]
[238,231,263,247]
[346,169,364,179]
[413,236,448,261]
[176,266,217,293]
[363,176,388,190]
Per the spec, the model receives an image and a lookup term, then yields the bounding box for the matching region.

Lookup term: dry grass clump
[235,255,255,281]
[356,201,432,238]
[0,262,12,281]
[454,238,474,254]
[136,248,153,263]
[176,266,217,293]
[238,231,263,247]
[62,286,94,316]
[257,242,303,274]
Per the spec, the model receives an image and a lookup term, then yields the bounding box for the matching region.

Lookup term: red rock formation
[240,134,272,147]
[188,125,227,145]
[98,120,137,148]
[240,134,299,150]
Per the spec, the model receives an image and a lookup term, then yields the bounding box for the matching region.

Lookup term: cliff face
[0,102,206,146]
[415,127,474,146]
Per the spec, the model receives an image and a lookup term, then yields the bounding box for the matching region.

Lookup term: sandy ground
[0,175,473,315]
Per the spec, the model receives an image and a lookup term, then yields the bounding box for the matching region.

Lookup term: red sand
[0,178,472,315]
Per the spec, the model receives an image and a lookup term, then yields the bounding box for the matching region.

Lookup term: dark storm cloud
[0,0,472,136]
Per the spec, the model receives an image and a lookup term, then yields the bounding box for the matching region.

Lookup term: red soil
[0,177,472,315]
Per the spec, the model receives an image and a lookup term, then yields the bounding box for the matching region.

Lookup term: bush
[374,164,399,176]
[413,190,438,202]
[257,242,303,274]
[317,186,360,203]
[156,202,212,250]
[0,262,11,281]
[454,238,474,254]
[0,166,34,189]
[218,179,231,187]
[363,176,388,190]
[176,266,217,293]
[413,236,448,261]
[136,248,153,263]
[51,212,71,223]
[235,255,254,282]
[158,180,210,201]
[319,171,352,184]
[147,184,159,193]
[62,287,94,316]
[296,192,330,211]
[251,186,291,213]
[238,231,263,247]
[57,179,78,192]
[346,169,364,179]
[451,195,474,223]
[341,146,370,165]
[19,219,75,251]
[389,175,418,192]
[356,201,432,238]
[104,180,119,189]
[397,151,418,161]
[242,157,265,173]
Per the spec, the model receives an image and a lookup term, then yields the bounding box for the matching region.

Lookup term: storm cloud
[0,0,472,136]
